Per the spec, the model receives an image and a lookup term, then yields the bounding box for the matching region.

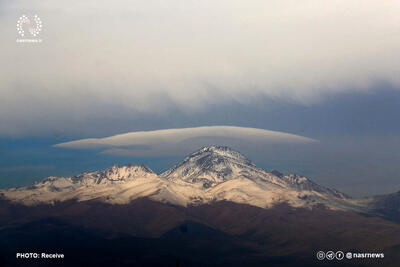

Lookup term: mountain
[162,146,348,198]
[2,146,400,266]
[161,146,287,188]
[0,146,362,210]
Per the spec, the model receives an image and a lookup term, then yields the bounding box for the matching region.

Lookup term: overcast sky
[0,0,399,197]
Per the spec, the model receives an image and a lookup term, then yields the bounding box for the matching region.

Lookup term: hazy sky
[0,0,399,197]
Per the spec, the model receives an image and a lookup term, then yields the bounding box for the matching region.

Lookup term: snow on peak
[161,146,285,188]
[281,174,348,199]
[192,146,249,160]
[103,164,156,179]
[71,164,157,185]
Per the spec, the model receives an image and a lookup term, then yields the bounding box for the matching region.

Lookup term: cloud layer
[55,126,317,156]
[1,0,399,135]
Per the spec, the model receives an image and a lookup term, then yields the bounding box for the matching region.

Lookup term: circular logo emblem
[316,251,325,260]
[336,251,344,260]
[16,15,42,37]
[326,251,335,260]
[346,252,352,259]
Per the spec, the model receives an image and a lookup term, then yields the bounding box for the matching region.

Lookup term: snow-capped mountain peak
[100,164,156,180]
[161,146,277,187]
[190,146,251,162]
[71,163,157,185]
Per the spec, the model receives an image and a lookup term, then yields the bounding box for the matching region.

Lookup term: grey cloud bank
[0,0,399,135]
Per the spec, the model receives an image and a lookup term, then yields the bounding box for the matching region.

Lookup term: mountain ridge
[0,146,364,211]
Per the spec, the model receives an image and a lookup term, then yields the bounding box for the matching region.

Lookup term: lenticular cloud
[55,126,317,156]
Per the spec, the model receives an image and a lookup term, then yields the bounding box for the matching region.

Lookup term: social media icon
[336,251,344,260]
[346,252,352,259]
[326,251,335,260]
[316,251,325,260]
